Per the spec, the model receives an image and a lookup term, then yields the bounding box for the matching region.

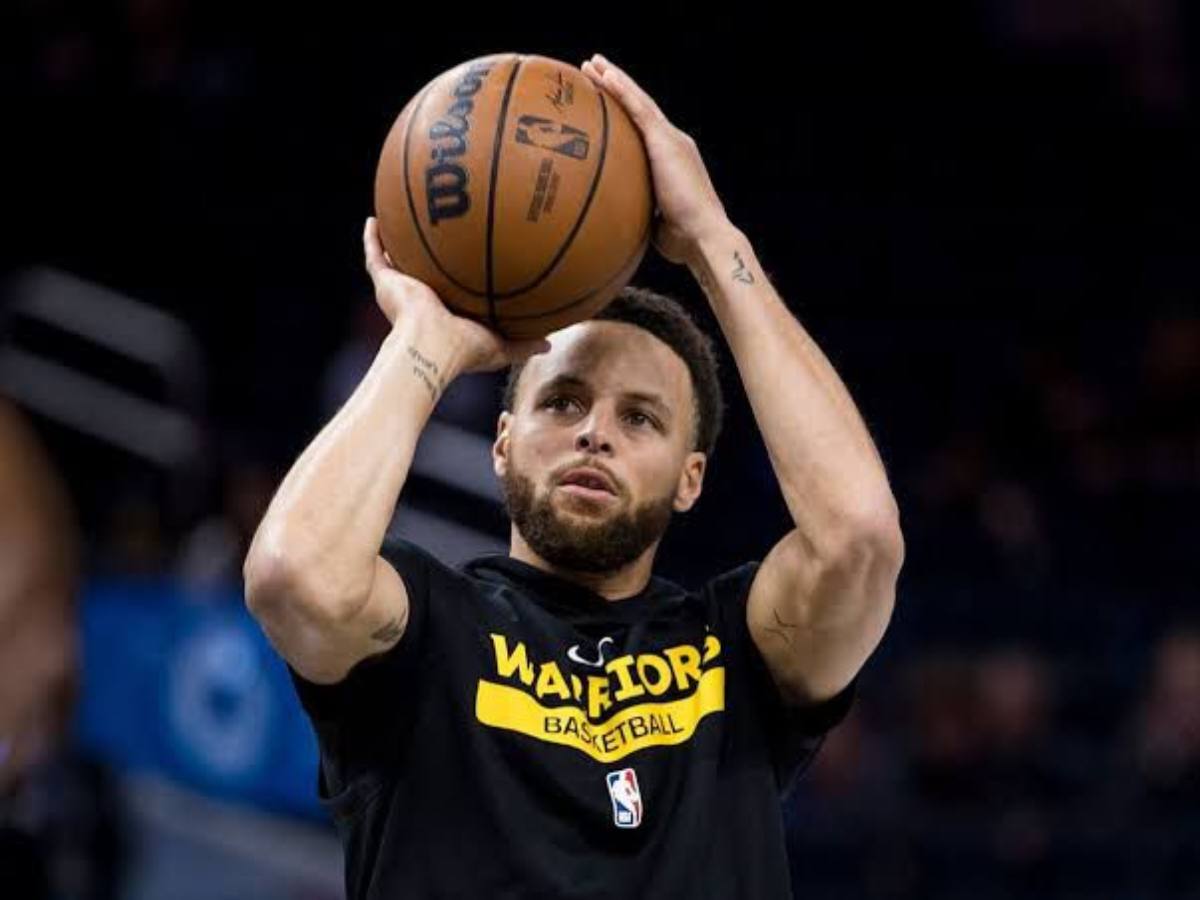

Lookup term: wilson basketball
[374,54,654,339]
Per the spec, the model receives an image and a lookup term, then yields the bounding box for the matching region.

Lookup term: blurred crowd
[788,631,1199,897]
[3,1,1198,898]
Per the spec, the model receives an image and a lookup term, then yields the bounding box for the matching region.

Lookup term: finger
[590,55,667,127]
[363,217,390,283]
[581,61,607,95]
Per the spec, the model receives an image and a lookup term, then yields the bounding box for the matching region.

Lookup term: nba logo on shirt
[606,768,643,828]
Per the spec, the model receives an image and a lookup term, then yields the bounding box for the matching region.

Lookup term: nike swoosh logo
[567,636,614,669]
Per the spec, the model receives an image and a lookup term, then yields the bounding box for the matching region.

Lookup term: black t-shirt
[289,535,855,899]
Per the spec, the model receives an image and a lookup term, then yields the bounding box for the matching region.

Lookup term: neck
[508,529,658,601]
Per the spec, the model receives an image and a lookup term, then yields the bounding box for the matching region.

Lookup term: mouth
[557,467,618,500]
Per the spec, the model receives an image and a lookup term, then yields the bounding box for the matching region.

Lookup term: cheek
[634,451,689,500]
[509,422,567,478]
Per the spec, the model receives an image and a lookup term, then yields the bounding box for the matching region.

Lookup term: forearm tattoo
[406,344,443,401]
[371,617,404,644]
[731,251,756,285]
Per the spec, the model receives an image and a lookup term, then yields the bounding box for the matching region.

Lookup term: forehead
[519,321,693,410]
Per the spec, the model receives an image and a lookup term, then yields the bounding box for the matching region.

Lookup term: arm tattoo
[406,344,443,400]
[371,617,404,644]
[731,251,756,285]
[764,608,798,646]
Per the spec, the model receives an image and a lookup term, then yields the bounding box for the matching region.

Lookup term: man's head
[494,287,724,575]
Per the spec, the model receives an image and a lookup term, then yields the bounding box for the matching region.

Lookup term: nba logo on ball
[606,768,643,828]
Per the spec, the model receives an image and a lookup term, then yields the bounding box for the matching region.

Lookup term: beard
[501,465,675,574]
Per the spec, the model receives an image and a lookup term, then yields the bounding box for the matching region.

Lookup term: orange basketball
[374,53,654,339]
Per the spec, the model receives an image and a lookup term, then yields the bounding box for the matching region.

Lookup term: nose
[575,414,614,456]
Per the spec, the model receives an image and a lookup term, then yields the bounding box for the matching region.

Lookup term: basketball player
[245,54,904,898]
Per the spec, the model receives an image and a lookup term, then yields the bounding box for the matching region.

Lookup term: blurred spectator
[1131,626,1200,812]
[1116,626,1200,895]
[0,399,126,899]
[904,652,986,813]
[786,703,909,896]
[974,647,1069,893]
[176,454,275,592]
[0,399,78,798]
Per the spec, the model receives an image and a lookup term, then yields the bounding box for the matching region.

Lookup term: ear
[493,410,513,479]
[672,451,707,512]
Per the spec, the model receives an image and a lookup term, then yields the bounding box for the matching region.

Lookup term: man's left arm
[690,226,904,705]
[583,55,904,706]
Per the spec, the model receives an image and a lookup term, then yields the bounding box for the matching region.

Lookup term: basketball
[374,53,654,339]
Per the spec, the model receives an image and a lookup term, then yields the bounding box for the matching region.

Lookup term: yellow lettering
[702,633,722,664]
[535,661,572,701]
[474,669,726,763]
[664,645,703,691]
[606,654,646,702]
[587,675,613,719]
[637,654,673,696]
[490,633,534,686]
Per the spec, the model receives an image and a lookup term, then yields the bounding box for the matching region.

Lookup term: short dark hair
[502,286,725,455]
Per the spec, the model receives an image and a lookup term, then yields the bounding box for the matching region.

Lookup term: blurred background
[1,1,1197,897]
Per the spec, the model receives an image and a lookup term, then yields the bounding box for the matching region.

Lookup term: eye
[624,410,658,430]
[542,395,581,414]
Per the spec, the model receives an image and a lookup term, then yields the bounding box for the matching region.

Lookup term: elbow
[826,501,903,640]
[828,494,906,578]
[243,529,367,625]
[862,496,905,573]
[243,533,293,616]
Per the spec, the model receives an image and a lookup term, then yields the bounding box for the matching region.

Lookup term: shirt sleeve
[285,534,441,818]
[705,562,857,793]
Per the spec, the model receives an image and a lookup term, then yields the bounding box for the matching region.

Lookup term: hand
[581,54,730,265]
[363,218,549,376]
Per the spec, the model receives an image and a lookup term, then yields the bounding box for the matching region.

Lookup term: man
[245,55,904,898]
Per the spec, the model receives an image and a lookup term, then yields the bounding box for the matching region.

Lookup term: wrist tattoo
[406,343,443,400]
[371,617,404,645]
[731,251,756,285]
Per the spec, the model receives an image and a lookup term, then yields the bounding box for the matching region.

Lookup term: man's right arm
[243,218,545,685]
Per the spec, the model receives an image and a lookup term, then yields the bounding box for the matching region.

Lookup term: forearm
[246,315,464,616]
[689,224,897,548]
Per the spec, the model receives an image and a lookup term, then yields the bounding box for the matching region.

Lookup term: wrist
[382,314,469,396]
[685,218,744,270]
[686,221,751,300]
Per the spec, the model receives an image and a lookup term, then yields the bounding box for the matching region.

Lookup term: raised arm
[244,219,545,684]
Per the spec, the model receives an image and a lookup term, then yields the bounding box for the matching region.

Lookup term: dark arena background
[2,3,1197,898]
